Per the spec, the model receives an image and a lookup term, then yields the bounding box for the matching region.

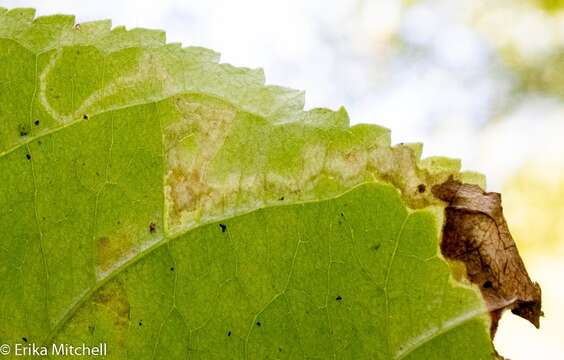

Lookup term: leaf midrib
[42,181,382,345]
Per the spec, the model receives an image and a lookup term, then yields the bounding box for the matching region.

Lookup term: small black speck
[219,223,227,232]
[88,325,95,334]
[22,337,27,343]
[340,212,344,217]
[227,331,231,337]
[278,348,282,352]
[372,243,381,251]
[483,280,493,289]
[138,321,143,326]
[170,267,174,272]
[18,124,29,137]
[336,295,342,301]
[26,154,31,160]
[34,120,40,126]
[83,114,88,120]
[256,321,261,327]
[279,196,284,201]
[417,184,426,193]
[149,222,156,233]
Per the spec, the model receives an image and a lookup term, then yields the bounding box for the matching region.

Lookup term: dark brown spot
[256,321,261,327]
[219,223,227,233]
[170,267,174,272]
[34,120,40,126]
[417,184,426,193]
[138,321,143,326]
[372,243,381,251]
[483,280,493,289]
[25,154,31,160]
[227,331,231,336]
[279,196,285,201]
[336,295,342,301]
[149,222,156,233]
[83,114,88,120]
[22,337,27,342]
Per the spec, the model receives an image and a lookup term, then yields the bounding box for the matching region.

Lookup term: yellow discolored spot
[96,231,136,274]
[92,279,130,344]
[168,166,211,217]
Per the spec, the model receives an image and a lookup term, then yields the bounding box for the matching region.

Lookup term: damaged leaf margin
[433,178,542,336]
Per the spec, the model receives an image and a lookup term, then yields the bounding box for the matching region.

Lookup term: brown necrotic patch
[433,178,542,336]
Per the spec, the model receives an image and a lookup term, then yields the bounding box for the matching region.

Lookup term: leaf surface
[0,7,527,359]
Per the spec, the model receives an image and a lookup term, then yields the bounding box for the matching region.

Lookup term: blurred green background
[1,0,562,357]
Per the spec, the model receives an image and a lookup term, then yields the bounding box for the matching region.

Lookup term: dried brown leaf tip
[432,177,542,336]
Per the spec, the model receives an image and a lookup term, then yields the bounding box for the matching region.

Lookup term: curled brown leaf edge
[432,177,542,345]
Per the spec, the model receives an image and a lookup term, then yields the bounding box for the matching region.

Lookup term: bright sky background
[2,0,563,358]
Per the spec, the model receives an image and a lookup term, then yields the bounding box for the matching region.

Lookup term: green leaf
[0,8,500,359]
